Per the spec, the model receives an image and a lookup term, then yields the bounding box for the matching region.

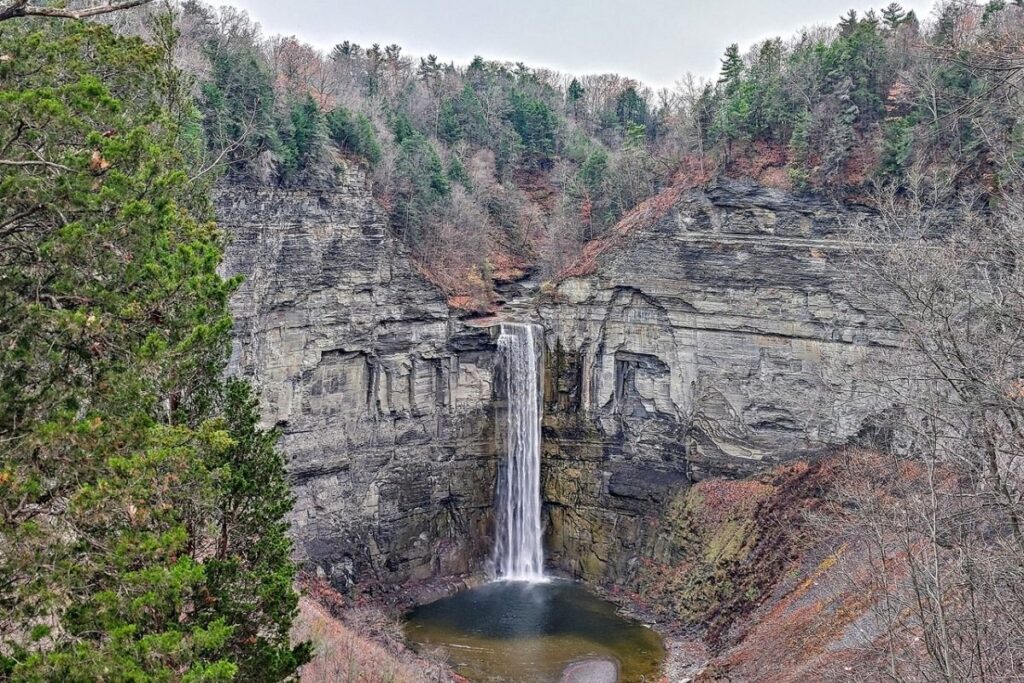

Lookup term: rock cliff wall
[538,180,896,581]
[218,164,894,591]
[216,163,498,590]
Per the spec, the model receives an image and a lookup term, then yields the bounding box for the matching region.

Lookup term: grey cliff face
[216,162,498,590]
[537,180,896,581]
[219,164,892,590]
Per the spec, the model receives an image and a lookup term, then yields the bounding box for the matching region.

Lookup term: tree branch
[0,0,153,22]
[0,158,72,172]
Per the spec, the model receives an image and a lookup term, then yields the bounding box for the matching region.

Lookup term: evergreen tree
[438,99,462,143]
[202,379,310,681]
[839,9,860,36]
[198,35,280,180]
[466,55,487,87]
[392,134,450,240]
[389,109,417,144]
[507,89,559,164]
[448,154,470,187]
[881,2,907,29]
[567,77,584,119]
[417,53,441,82]
[718,43,744,96]
[278,94,328,185]
[454,84,490,146]
[615,86,649,131]
[880,116,915,178]
[327,107,382,164]
[580,147,610,191]
[330,40,361,61]
[746,39,789,140]
[0,17,307,680]
[365,43,383,95]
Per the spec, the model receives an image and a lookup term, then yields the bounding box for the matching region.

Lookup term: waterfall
[492,322,545,582]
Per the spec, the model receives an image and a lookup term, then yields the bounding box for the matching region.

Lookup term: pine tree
[393,134,450,241]
[881,2,907,30]
[579,147,609,191]
[839,9,860,36]
[278,94,328,185]
[615,86,648,131]
[330,40,361,61]
[327,107,382,163]
[199,33,281,180]
[453,84,490,146]
[507,89,559,164]
[417,54,441,82]
[448,154,470,187]
[567,77,584,119]
[438,99,462,143]
[718,44,744,96]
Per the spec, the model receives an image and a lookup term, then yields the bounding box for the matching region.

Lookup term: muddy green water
[403,580,665,683]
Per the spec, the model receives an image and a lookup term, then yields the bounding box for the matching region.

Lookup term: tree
[198,33,280,181]
[615,85,648,131]
[579,147,609,192]
[438,99,462,143]
[203,380,311,681]
[843,178,1024,680]
[881,2,907,29]
[879,116,914,178]
[392,133,449,241]
[0,0,151,21]
[278,94,328,185]
[745,39,789,141]
[0,18,307,680]
[718,43,744,96]
[417,53,441,82]
[839,9,860,36]
[326,106,381,164]
[507,89,559,164]
[447,154,470,187]
[329,40,360,61]
[437,84,489,147]
[567,77,584,119]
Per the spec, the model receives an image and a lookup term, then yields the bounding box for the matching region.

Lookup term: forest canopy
[110,0,1024,311]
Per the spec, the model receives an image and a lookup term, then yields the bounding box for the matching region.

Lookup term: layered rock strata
[538,180,897,581]
[219,165,895,589]
[217,163,498,589]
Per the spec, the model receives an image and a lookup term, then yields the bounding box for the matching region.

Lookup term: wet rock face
[539,180,895,582]
[216,163,498,589]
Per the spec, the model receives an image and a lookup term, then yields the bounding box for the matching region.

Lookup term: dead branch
[0,0,153,22]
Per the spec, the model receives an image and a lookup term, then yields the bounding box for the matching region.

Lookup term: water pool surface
[404,580,665,683]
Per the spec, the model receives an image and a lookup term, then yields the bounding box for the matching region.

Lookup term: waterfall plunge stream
[403,322,667,681]
[492,322,545,582]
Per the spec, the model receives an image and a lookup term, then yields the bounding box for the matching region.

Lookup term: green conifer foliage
[327,107,382,164]
[0,18,307,681]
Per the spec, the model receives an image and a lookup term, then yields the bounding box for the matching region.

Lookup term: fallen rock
[559,657,619,683]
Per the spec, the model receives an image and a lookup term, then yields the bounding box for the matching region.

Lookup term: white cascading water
[492,322,545,582]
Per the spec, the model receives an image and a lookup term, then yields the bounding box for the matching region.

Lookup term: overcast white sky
[220,0,938,88]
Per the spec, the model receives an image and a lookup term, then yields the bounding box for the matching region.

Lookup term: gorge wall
[539,180,897,581]
[218,164,895,590]
[217,162,499,590]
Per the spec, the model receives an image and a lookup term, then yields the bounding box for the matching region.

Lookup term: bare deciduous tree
[828,173,1024,681]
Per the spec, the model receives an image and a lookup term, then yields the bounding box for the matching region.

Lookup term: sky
[219,0,938,88]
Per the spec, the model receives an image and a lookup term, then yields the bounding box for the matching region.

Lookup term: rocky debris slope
[217,161,498,590]
[538,179,897,582]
